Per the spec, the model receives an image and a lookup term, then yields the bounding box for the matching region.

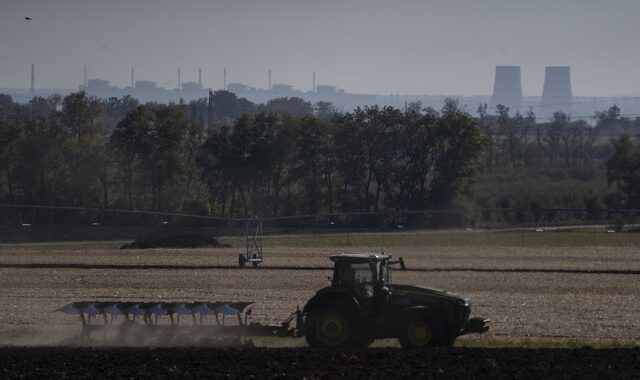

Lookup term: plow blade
[58,301,254,319]
[56,300,297,341]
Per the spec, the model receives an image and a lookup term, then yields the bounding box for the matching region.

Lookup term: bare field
[3,346,640,380]
[0,245,639,345]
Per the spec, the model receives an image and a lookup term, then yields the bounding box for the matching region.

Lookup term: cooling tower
[491,66,523,110]
[541,66,572,115]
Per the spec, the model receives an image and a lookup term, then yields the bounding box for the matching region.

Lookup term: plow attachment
[57,301,301,344]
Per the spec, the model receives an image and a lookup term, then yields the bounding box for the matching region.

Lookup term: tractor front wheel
[397,311,448,348]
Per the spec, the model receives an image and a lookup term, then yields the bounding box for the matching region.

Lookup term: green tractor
[302,253,489,348]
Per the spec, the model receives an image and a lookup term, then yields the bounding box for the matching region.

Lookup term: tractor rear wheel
[397,311,447,348]
[305,302,364,349]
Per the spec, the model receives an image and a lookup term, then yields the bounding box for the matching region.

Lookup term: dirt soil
[0,246,639,344]
[1,346,639,379]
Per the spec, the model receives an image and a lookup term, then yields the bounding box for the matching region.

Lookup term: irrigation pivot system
[58,254,489,348]
[239,217,263,267]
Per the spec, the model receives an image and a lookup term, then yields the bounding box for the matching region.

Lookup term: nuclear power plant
[6,63,637,121]
[491,66,523,110]
[541,66,573,115]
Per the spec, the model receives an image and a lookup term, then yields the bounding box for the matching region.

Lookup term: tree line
[0,92,482,218]
[1,91,639,224]
[469,102,640,216]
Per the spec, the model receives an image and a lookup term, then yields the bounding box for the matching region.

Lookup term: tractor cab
[329,253,400,305]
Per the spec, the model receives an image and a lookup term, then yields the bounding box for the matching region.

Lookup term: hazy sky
[1,0,639,96]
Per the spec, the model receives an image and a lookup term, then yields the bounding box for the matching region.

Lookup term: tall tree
[606,135,640,208]
[109,106,153,209]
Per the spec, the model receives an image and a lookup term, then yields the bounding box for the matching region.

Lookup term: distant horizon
[3,66,638,98]
[4,81,640,123]
[2,67,640,99]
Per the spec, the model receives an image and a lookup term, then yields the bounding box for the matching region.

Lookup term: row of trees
[1,91,638,220]
[0,93,482,217]
[198,102,483,217]
[476,104,614,170]
[469,102,640,212]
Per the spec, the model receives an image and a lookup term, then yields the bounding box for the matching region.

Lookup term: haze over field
[1,0,640,96]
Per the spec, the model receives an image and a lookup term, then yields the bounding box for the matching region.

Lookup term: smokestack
[198,68,202,89]
[268,70,272,91]
[313,71,316,92]
[208,90,213,130]
[178,67,181,90]
[131,67,134,88]
[542,66,572,115]
[491,66,522,110]
[30,63,35,94]
[83,65,87,88]
[223,68,227,90]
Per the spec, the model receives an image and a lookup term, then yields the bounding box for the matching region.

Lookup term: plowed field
[0,245,638,345]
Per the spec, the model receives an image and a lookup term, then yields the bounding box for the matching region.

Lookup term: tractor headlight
[458,299,471,322]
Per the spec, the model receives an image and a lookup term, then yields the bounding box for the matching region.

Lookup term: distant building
[86,79,111,91]
[491,66,523,111]
[83,78,121,98]
[227,83,248,93]
[135,80,157,91]
[271,83,293,93]
[181,81,201,91]
[316,85,337,95]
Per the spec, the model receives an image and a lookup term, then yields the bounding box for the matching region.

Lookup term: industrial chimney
[198,68,202,89]
[491,66,523,110]
[541,66,572,116]
[30,63,35,94]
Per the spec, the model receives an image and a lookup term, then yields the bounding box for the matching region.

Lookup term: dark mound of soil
[1,346,639,379]
[120,234,227,249]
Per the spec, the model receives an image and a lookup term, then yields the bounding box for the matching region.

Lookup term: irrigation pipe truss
[1,204,639,224]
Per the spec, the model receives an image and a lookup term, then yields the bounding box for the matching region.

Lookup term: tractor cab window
[337,261,378,299]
